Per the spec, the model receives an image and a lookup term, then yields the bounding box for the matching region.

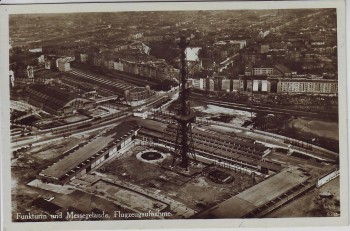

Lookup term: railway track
[190,95,338,118]
[105,69,159,87]
[11,113,132,150]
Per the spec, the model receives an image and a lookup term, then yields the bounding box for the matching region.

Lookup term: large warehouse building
[24,84,94,115]
[138,124,281,175]
[37,121,140,185]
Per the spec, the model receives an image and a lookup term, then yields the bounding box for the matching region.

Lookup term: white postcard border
[0,1,348,230]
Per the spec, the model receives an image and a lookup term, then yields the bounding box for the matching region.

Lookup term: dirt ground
[11,132,100,220]
[52,189,131,218]
[12,137,82,174]
[266,177,340,217]
[91,180,167,212]
[11,169,56,221]
[192,104,254,127]
[97,145,260,211]
[266,150,336,178]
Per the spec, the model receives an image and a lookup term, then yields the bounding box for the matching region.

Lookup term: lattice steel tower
[172,36,196,170]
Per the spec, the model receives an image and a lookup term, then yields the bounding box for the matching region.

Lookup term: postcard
[0,1,348,230]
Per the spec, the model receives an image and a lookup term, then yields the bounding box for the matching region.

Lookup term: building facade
[57,58,71,72]
[277,79,338,94]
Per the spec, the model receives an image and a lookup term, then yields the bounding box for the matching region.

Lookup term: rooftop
[196,168,308,218]
[40,121,139,180]
[25,84,79,110]
[274,64,291,74]
[252,61,275,69]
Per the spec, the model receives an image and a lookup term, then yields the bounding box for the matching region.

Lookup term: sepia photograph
[0,1,348,230]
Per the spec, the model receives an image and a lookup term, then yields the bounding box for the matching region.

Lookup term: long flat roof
[197,168,308,218]
[41,121,138,180]
[279,78,338,83]
[139,125,281,171]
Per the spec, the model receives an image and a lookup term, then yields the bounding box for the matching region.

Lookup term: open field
[97,145,259,211]
[92,180,168,212]
[289,117,339,141]
[12,137,82,170]
[192,104,254,127]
